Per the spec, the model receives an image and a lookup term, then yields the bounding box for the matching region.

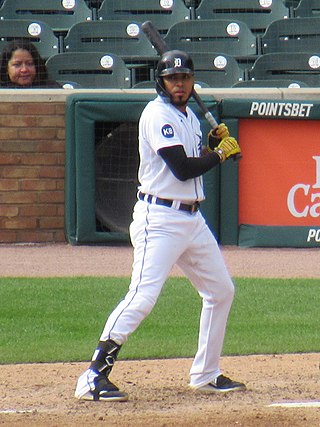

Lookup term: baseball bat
[141,20,241,161]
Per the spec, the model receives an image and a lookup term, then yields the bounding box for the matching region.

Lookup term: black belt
[138,191,200,214]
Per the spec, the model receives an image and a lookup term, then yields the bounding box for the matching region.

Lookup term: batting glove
[214,137,241,163]
[207,123,230,148]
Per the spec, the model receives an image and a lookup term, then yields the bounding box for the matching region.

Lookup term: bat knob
[233,153,242,163]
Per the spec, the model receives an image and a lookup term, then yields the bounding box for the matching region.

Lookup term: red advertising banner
[238,119,320,227]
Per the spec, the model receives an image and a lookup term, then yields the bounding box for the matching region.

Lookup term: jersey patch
[161,124,174,138]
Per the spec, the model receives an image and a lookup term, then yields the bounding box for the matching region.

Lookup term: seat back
[132,79,210,89]
[0,0,93,33]
[191,52,244,87]
[46,51,131,88]
[196,0,289,35]
[0,19,59,59]
[164,19,257,62]
[64,20,157,57]
[261,17,320,54]
[249,52,320,86]
[97,0,190,34]
[294,0,320,17]
[233,78,309,88]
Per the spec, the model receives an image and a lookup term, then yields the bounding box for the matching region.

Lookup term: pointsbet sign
[249,101,314,118]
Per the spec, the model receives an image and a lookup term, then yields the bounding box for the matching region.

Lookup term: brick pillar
[0,101,66,243]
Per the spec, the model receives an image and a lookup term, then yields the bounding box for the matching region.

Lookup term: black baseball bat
[141,20,241,161]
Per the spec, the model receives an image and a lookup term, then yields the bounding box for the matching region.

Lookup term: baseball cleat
[194,375,246,393]
[75,369,128,402]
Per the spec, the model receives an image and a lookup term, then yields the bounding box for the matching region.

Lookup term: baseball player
[75,50,246,401]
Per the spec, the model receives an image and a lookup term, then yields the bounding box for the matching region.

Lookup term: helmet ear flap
[155,71,168,97]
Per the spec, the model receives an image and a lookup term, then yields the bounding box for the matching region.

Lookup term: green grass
[0,277,319,364]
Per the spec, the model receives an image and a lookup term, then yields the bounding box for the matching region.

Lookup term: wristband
[214,147,226,163]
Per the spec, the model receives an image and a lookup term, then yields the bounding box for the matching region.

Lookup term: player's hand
[207,123,230,148]
[215,123,230,140]
[214,137,241,162]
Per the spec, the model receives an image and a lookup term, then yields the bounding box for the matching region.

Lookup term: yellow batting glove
[215,123,230,140]
[207,123,230,149]
[214,137,241,162]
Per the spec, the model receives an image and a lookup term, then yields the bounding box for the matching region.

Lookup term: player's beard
[172,95,187,108]
[170,90,192,108]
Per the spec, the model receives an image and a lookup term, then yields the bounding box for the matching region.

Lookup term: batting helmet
[155,50,194,97]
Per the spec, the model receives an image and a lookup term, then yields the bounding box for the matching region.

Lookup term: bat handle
[204,111,218,130]
[205,112,242,163]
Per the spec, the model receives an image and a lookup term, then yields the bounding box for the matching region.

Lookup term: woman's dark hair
[0,39,49,87]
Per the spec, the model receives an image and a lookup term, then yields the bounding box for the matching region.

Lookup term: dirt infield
[0,243,319,427]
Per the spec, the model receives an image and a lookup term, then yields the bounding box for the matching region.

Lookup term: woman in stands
[0,39,61,88]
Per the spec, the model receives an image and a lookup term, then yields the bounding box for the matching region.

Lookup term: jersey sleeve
[145,104,183,153]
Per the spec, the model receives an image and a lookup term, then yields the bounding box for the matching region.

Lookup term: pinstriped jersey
[138,96,205,203]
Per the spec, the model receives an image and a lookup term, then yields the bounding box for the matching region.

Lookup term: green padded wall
[65,93,221,245]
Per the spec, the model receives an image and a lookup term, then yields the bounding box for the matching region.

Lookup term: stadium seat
[46,52,131,88]
[0,0,93,52]
[248,52,320,87]
[232,79,309,88]
[0,19,59,60]
[261,17,320,54]
[195,0,290,35]
[58,80,83,89]
[84,1,103,19]
[191,52,245,87]
[132,79,210,88]
[97,0,191,34]
[284,0,300,7]
[294,0,320,17]
[64,20,156,56]
[132,80,156,88]
[164,19,257,68]
[64,20,158,83]
[0,0,92,32]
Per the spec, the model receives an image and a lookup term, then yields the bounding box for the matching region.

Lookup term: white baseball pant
[99,200,235,388]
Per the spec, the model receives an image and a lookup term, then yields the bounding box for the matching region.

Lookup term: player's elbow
[171,169,190,181]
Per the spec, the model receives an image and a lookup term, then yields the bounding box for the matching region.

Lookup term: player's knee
[218,279,235,304]
[205,279,234,305]
[137,294,157,317]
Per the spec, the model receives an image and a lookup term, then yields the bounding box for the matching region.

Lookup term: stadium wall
[0,88,320,245]
[0,91,66,243]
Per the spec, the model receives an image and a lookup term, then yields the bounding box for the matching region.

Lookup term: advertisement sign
[238,118,320,246]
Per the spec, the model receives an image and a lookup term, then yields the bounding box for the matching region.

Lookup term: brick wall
[0,92,66,243]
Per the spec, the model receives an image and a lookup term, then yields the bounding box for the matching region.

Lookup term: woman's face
[7,49,36,86]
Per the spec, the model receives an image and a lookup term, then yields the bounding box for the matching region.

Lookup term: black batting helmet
[155,50,194,97]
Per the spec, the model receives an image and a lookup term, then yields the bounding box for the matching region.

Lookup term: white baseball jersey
[138,96,205,203]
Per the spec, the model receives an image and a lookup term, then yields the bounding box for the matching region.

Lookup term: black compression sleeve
[158,145,220,181]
